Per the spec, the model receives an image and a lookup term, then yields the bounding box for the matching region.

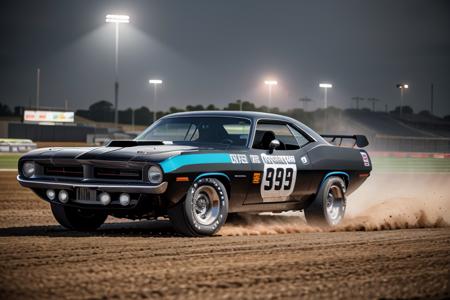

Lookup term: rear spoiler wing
[321,134,369,148]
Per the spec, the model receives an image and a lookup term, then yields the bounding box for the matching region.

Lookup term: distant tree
[206,104,219,110]
[186,105,204,111]
[259,105,269,112]
[418,110,433,117]
[242,101,257,111]
[169,106,184,114]
[269,107,280,114]
[135,106,152,125]
[391,106,413,115]
[224,102,240,111]
[0,102,13,116]
[89,100,113,113]
[87,100,114,122]
[14,106,25,116]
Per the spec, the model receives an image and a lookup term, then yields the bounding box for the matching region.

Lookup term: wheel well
[194,173,231,196]
[322,172,350,188]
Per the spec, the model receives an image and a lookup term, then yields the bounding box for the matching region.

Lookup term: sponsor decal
[230,154,248,164]
[301,155,309,165]
[260,154,297,202]
[360,151,370,167]
[249,155,261,164]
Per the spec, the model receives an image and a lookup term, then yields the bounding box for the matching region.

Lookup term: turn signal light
[176,177,190,182]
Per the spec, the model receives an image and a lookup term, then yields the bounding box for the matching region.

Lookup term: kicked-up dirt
[0,171,449,299]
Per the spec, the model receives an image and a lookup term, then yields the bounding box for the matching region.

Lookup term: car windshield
[136,116,251,147]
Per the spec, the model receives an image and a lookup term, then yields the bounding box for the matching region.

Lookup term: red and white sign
[24,110,75,123]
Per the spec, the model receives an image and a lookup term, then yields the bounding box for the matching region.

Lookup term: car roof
[162,110,326,143]
[165,110,293,121]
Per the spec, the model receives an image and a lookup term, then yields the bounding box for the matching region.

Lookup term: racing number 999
[264,167,294,191]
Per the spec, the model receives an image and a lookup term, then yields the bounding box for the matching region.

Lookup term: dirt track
[0,171,449,299]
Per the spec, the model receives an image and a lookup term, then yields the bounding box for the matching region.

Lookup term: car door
[244,120,313,204]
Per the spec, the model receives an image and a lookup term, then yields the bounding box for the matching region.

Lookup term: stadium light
[264,80,278,109]
[396,83,409,118]
[149,79,163,123]
[319,83,332,109]
[105,14,130,128]
[319,83,332,89]
[105,15,130,23]
[149,79,163,84]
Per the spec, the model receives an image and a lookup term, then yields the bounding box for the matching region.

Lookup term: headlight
[148,166,163,184]
[22,161,36,178]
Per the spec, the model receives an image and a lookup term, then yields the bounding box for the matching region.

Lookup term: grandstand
[341,110,450,152]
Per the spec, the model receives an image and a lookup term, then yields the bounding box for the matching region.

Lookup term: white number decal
[261,164,297,202]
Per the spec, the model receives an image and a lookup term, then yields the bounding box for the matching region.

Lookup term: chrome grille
[76,188,96,202]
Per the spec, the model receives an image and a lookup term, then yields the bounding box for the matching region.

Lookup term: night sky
[1,0,449,116]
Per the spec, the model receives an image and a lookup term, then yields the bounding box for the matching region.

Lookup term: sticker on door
[260,153,297,202]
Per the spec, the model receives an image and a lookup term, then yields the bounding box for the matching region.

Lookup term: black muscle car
[17,111,372,236]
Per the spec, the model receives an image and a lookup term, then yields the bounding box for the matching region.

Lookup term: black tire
[51,203,107,231]
[304,176,346,227]
[168,178,229,237]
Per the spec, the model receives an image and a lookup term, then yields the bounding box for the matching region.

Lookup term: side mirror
[269,139,281,152]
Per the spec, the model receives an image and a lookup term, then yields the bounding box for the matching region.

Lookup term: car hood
[22,144,203,164]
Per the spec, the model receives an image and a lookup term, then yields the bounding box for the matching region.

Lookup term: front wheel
[168,178,229,236]
[304,176,346,227]
[51,203,107,231]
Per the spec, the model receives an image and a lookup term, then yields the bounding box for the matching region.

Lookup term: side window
[252,123,300,150]
[287,125,311,148]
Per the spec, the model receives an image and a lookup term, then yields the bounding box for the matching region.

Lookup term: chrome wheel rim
[326,185,344,225]
[192,185,220,226]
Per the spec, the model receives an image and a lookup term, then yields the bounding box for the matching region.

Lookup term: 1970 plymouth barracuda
[18,111,371,236]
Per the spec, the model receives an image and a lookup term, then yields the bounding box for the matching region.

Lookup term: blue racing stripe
[160,153,232,173]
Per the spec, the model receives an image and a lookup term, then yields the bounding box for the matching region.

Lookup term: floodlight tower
[105,14,130,128]
[298,97,313,110]
[367,97,380,111]
[396,83,409,118]
[319,83,332,109]
[264,80,278,109]
[149,79,163,123]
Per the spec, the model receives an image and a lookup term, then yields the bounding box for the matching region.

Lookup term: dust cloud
[219,173,450,236]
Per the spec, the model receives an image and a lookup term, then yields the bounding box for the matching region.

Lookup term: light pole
[319,83,332,132]
[36,68,40,109]
[264,80,277,109]
[105,14,130,128]
[396,83,409,118]
[236,99,243,111]
[131,108,135,131]
[149,79,163,123]
[298,97,313,110]
[319,83,332,109]
[351,96,364,110]
[367,97,380,111]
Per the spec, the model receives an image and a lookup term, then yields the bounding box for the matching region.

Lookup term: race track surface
[0,171,449,299]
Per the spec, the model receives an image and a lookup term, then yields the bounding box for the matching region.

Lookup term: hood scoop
[106,140,166,148]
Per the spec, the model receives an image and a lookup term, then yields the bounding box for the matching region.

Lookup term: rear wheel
[51,203,107,231]
[168,178,228,236]
[304,176,346,227]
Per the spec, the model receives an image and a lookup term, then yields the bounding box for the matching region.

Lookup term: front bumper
[17,176,168,194]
